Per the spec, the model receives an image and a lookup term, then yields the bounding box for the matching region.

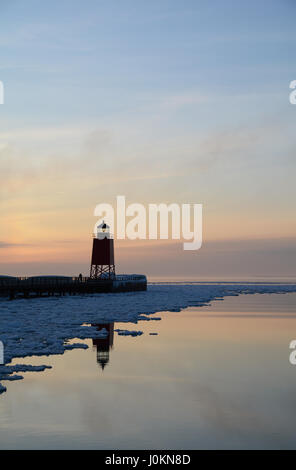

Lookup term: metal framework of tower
[90,262,115,279]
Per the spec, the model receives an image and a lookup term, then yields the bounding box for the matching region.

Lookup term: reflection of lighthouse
[92,323,114,370]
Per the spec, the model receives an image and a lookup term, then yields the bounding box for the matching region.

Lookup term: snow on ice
[0,283,296,393]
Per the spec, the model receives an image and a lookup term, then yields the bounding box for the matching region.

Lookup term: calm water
[1,292,296,449]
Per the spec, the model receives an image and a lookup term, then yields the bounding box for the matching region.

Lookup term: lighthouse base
[90,264,116,279]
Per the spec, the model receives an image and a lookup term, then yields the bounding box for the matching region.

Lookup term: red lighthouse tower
[90,221,115,279]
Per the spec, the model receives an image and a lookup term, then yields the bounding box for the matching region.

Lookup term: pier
[0,221,148,300]
[0,275,147,300]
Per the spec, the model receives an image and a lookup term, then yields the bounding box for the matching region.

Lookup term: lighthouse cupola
[97,220,111,239]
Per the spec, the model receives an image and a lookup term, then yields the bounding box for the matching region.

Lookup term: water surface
[0,292,296,449]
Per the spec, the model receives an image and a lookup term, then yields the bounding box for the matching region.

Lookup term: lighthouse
[90,221,116,279]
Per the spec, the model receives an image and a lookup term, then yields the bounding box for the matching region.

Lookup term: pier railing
[0,274,147,288]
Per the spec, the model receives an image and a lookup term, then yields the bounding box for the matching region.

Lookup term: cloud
[0,116,288,205]
[0,241,28,248]
[141,91,210,112]
[0,125,89,142]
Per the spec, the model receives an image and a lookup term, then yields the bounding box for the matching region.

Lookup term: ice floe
[0,282,296,393]
[115,329,143,336]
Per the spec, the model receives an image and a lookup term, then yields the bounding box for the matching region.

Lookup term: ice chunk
[0,282,296,392]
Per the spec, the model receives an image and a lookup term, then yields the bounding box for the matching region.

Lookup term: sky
[0,0,295,279]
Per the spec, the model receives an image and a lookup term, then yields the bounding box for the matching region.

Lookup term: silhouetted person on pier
[78,273,83,282]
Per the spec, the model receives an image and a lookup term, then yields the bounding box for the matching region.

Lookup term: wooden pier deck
[0,275,147,300]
